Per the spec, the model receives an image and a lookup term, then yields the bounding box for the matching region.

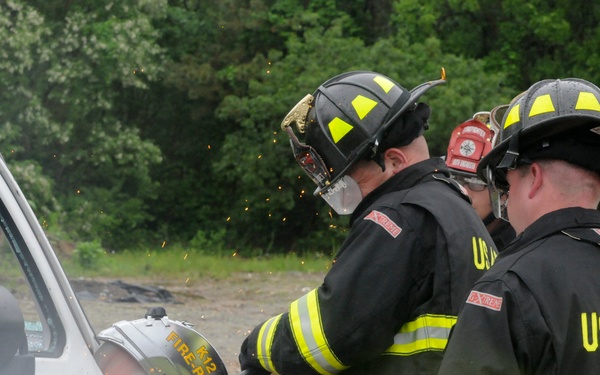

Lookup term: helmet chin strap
[375,154,386,172]
[372,141,387,172]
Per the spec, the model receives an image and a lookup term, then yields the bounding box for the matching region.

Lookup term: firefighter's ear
[383,148,408,174]
[528,162,544,199]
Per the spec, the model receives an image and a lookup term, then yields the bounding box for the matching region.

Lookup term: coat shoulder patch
[364,210,402,238]
[466,290,503,311]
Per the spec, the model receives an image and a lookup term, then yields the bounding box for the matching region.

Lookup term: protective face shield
[318,175,363,215]
[281,99,361,215]
[484,166,509,221]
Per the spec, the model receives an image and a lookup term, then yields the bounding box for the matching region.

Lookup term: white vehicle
[0,153,229,375]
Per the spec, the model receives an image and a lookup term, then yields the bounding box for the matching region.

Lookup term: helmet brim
[381,78,446,135]
[478,115,600,184]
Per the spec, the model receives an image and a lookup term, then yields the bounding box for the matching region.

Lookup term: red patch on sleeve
[466,290,503,311]
[364,210,402,238]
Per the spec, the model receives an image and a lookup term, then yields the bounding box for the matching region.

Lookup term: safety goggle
[281,94,332,189]
[453,175,488,192]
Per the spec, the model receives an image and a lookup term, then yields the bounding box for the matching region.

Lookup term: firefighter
[438,78,600,374]
[445,113,516,251]
[238,70,497,375]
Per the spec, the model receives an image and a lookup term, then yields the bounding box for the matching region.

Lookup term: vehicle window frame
[0,198,66,357]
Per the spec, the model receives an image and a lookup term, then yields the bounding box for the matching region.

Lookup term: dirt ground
[71,271,325,374]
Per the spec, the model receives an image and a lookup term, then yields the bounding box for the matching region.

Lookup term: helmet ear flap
[413,102,431,130]
[377,103,430,152]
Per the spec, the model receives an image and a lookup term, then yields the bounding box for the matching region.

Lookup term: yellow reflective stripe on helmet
[575,92,600,111]
[529,94,555,117]
[328,117,354,143]
[289,289,349,375]
[503,103,521,129]
[373,76,395,93]
[383,314,457,356]
[257,314,282,373]
[352,95,378,120]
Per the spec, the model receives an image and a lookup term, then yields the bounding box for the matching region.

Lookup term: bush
[189,228,228,256]
[73,240,105,269]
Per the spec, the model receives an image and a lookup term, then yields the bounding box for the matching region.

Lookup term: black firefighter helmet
[281,69,446,195]
[478,78,600,190]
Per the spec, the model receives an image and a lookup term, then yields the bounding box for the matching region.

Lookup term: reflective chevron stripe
[257,314,282,373]
[289,289,349,375]
[384,314,457,355]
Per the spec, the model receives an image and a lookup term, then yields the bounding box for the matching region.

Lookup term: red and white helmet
[445,113,494,176]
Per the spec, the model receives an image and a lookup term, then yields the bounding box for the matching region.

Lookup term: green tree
[392,0,600,89]
[213,13,510,252]
[5,0,596,254]
[0,0,165,248]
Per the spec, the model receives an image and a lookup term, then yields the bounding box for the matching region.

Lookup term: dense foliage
[1,0,598,254]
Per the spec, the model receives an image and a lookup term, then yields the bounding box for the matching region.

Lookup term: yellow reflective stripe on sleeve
[257,314,282,373]
[289,289,349,375]
[383,314,457,356]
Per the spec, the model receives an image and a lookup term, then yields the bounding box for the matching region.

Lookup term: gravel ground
[72,271,325,374]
